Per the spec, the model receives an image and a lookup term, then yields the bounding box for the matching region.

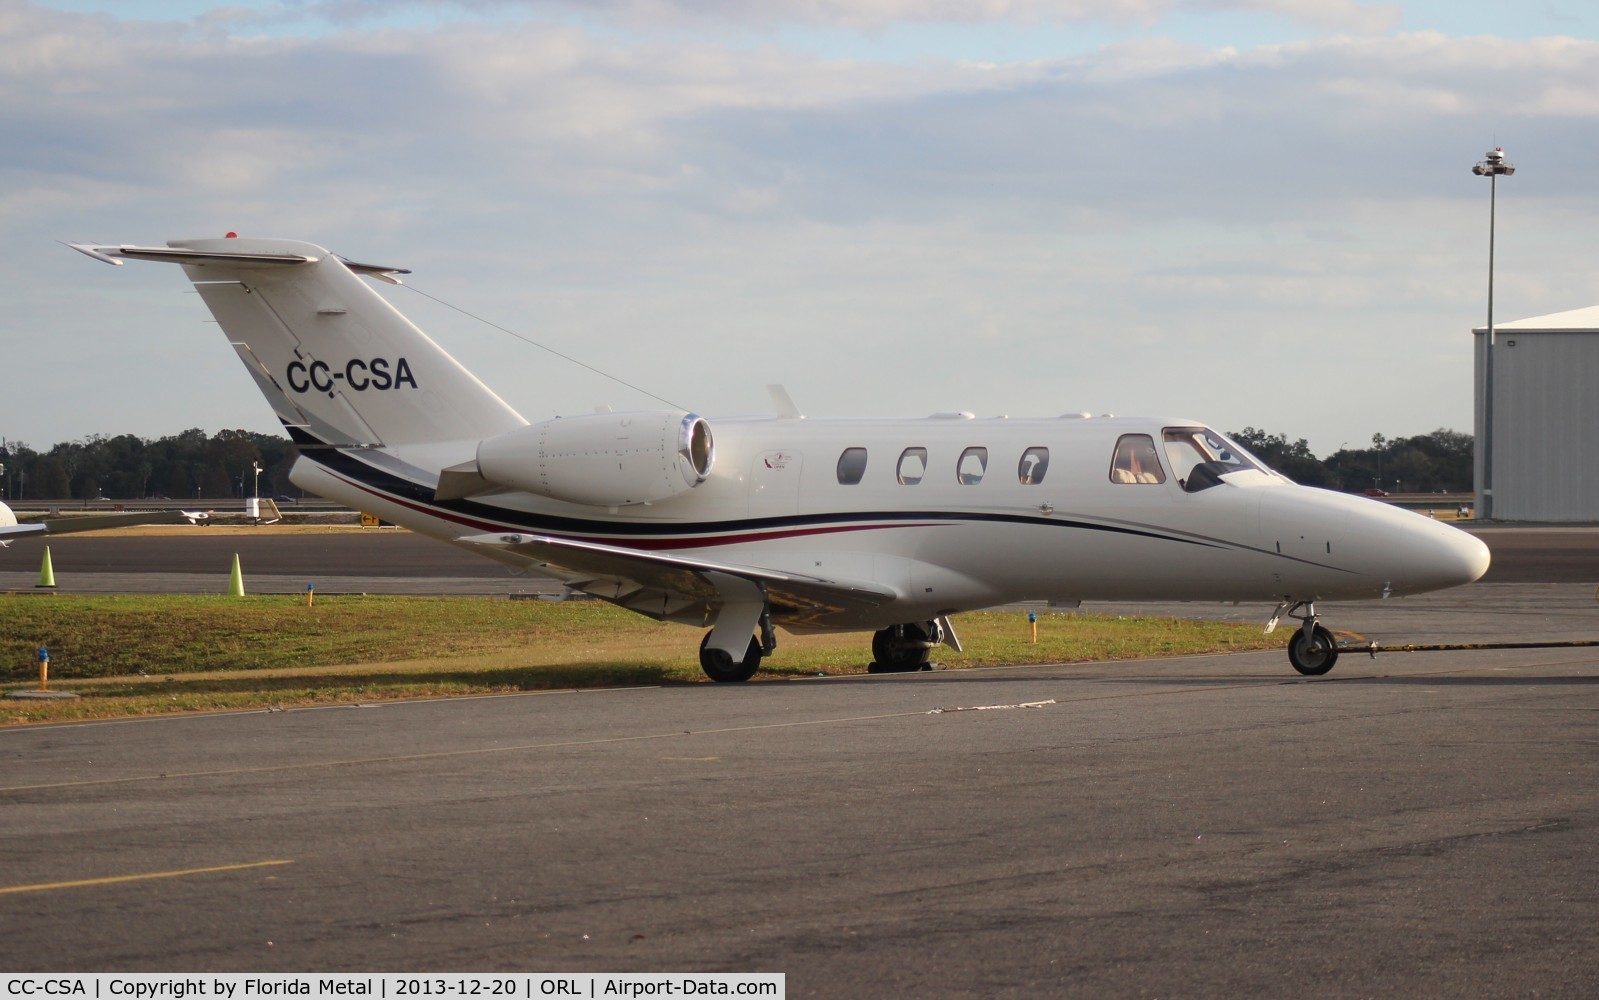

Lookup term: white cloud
[5,2,1599,453]
[339,0,1397,33]
[1222,0,1399,34]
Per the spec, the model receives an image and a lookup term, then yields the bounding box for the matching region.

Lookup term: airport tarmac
[2,526,1597,994]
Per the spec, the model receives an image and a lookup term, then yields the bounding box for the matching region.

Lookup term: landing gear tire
[1288,624,1339,676]
[869,622,936,673]
[699,632,763,683]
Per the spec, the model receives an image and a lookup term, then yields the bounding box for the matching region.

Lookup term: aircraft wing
[0,509,205,543]
[456,532,900,627]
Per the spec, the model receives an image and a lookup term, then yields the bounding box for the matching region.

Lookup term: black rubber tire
[699,632,762,683]
[1288,624,1339,676]
[870,623,933,672]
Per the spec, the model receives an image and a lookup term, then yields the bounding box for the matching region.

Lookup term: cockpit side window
[1163,427,1267,493]
[1109,434,1166,485]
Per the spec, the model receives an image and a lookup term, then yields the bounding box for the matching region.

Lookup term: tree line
[0,429,298,502]
[1229,427,1473,493]
[0,425,1474,502]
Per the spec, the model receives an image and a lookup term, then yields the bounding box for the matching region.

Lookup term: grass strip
[1,594,1286,724]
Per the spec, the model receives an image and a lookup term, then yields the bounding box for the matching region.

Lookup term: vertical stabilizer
[75,237,527,453]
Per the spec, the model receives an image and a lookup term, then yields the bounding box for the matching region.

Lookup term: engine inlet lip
[678,414,714,484]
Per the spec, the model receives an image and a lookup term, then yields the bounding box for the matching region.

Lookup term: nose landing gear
[1268,600,1340,676]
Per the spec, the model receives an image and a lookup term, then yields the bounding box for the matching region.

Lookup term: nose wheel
[1268,600,1341,676]
[1287,623,1339,676]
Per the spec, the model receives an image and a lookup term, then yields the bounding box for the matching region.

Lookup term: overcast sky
[6,0,1598,457]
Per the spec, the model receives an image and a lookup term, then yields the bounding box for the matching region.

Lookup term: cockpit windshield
[1163,427,1272,493]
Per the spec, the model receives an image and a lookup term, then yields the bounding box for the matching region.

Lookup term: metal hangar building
[1475,305,1599,521]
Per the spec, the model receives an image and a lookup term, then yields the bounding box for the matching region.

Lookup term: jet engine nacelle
[474,410,715,507]
[0,501,15,528]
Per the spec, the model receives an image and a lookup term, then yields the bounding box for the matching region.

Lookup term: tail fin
[69,237,526,453]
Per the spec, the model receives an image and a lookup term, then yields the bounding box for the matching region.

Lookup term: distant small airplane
[69,236,1490,680]
[0,499,202,545]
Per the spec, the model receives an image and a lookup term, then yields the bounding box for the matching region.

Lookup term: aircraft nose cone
[1406,525,1490,592]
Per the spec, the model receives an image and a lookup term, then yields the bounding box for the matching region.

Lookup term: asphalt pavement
[1,526,1597,995]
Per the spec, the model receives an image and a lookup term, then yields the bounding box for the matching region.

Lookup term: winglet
[767,384,804,420]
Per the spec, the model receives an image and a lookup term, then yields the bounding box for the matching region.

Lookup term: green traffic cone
[36,546,56,588]
[228,553,244,597]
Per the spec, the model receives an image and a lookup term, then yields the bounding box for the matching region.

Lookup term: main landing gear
[1268,600,1339,676]
[698,617,955,681]
[867,620,945,673]
[699,603,777,683]
[698,631,765,683]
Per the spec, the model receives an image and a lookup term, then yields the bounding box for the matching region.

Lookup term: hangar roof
[1474,304,1599,334]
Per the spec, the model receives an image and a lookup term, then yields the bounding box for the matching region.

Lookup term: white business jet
[68,236,1489,680]
[1,500,201,545]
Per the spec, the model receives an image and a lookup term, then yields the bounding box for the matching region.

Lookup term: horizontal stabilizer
[335,256,412,284]
[65,243,413,283]
[65,242,316,268]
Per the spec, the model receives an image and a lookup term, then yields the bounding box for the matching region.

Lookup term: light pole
[252,461,263,500]
[1372,432,1385,491]
[1474,146,1515,519]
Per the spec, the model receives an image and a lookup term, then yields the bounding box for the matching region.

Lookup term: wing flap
[457,532,899,626]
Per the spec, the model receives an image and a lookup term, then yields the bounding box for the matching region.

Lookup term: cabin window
[957,447,988,485]
[836,447,868,485]
[897,447,928,485]
[1109,434,1166,484]
[1018,447,1049,485]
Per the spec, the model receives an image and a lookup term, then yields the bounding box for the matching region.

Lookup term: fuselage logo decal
[287,357,416,394]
